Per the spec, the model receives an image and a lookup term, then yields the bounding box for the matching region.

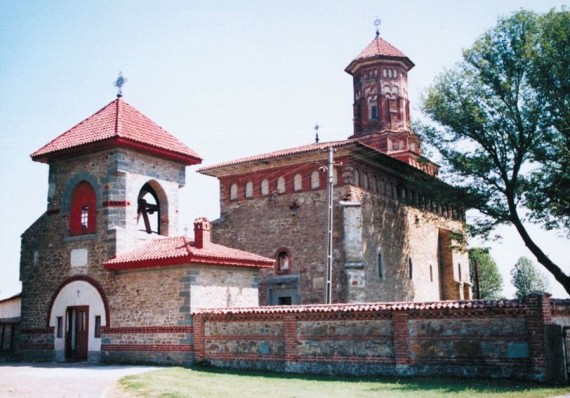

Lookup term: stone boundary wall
[194,294,569,383]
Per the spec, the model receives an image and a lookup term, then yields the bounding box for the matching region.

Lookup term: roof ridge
[31,98,119,159]
[198,138,355,172]
[115,97,121,135]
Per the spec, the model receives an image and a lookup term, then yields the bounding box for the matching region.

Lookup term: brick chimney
[193,217,211,249]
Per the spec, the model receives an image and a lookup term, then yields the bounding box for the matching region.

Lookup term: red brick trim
[103,326,193,334]
[205,353,285,361]
[19,343,55,350]
[283,314,297,362]
[296,334,391,341]
[551,299,570,316]
[392,312,410,365]
[410,335,528,342]
[297,355,395,364]
[524,294,551,374]
[102,200,130,207]
[20,327,54,334]
[193,314,205,361]
[102,344,193,352]
[205,335,281,342]
[46,275,111,328]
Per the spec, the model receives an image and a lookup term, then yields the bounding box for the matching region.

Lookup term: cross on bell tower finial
[113,71,128,98]
[374,17,381,37]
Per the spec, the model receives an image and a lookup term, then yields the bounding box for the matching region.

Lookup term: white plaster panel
[70,248,88,267]
[49,281,107,353]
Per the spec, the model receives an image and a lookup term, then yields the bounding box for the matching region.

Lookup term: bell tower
[30,94,202,256]
[345,28,425,163]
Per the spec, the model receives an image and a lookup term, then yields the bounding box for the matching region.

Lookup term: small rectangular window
[56,316,63,338]
[81,205,89,229]
[94,316,101,338]
[370,105,378,120]
[278,297,292,306]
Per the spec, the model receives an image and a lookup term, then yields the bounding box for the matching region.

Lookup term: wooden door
[65,306,89,361]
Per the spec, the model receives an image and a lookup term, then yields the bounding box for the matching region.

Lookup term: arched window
[261,179,269,196]
[70,181,96,235]
[230,183,238,200]
[245,181,253,198]
[293,174,302,191]
[408,258,413,280]
[430,264,433,282]
[310,171,320,189]
[277,177,286,193]
[333,168,338,186]
[363,172,369,190]
[377,250,384,279]
[370,175,377,193]
[137,183,160,235]
[368,97,378,120]
[354,169,360,187]
[276,249,290,273]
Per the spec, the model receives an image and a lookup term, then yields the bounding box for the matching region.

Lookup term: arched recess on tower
[137,180,170,236]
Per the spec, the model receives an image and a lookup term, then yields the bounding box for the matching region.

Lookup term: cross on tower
[374,17,381,37]
[113,72,128,97]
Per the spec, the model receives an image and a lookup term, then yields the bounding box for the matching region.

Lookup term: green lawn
[117,366,570,398]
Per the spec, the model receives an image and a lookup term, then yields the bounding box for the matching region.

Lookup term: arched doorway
[49,279,107,362]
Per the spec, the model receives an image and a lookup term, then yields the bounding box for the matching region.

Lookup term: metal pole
[474,259,481,300]
[325,147,334,304]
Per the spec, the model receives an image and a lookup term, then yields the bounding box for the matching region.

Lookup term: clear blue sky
[1,0,567,299]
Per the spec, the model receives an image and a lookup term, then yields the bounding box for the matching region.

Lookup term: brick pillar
[524,293,552,380]
[283,314,297,363]
[193,313,205,362]
[392,312,410,366]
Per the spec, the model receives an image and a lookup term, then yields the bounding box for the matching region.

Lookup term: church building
[18,94,274,364]
[199,33,471,305]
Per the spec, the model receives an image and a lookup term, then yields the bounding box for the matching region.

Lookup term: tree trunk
[508,200,570,296]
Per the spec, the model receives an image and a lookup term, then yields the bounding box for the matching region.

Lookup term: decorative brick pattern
[193,295,559,382]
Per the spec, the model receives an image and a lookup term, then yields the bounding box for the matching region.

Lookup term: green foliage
[418,8,570,295]
[511,256,550,299]
[469,248,503,299]
[117,366,570,398]
[525,7,570,231]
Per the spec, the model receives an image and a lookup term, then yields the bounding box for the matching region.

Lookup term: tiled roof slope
[193,299,524,315]
[345,36,414,73]
[31,98,202,165]
[198,139,355,175]
[104,236,274,270]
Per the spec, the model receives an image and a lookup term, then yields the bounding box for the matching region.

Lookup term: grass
[117,366,570,398]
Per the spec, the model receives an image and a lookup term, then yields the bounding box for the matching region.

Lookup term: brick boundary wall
[193,293,570,383]
[100,325,194,365]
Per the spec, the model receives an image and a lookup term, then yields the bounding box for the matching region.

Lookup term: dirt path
[0,362,157,397]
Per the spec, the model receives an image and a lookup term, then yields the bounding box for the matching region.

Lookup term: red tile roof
[104,236,274,271]
[193,299,524,315]
[31,98,202,165]
[345,36,414,74]
[198,139,355,175]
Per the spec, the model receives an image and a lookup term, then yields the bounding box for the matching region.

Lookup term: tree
[525,8,570,232]
[469,248,503,299]
[418,9,570,295]
[511,256,549,299]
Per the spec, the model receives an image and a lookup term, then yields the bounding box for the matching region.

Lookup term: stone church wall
[100,264,259,365]
[212,186,346,305]
[212,178,469,305]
